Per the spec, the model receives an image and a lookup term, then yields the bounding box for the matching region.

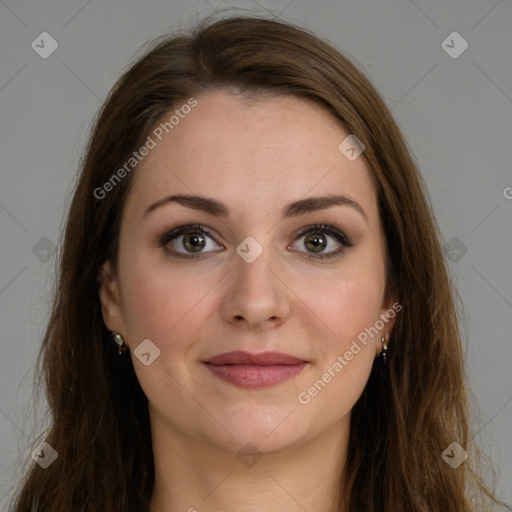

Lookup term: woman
[9,14,511,512]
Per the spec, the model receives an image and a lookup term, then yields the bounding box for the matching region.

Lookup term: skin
[99,90,397,512]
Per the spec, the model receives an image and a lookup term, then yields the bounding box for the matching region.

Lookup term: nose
[220,241,291,330]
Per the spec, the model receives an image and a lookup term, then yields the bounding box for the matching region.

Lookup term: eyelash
[158,223,354,261]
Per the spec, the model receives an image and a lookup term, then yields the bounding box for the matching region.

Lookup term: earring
[380,335,388,365]
[111,332,128,355]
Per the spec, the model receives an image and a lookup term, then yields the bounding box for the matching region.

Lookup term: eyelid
[293,223,353,247]
[159,222,354,260]
[159,223,223,259]
[290,223,354,260]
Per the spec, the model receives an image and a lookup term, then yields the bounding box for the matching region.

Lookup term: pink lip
[203,351,308,388]
[205,350,305,365]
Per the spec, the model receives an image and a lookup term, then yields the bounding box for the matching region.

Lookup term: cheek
[118,252,208,347]
[295,267,384,417]
[334,277,383,337]
[303,255,386,353]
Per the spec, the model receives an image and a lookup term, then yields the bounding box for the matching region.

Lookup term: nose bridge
[235,234,280,300]
[222,232,290,325]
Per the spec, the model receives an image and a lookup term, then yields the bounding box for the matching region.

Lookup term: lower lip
[203,362,307,388]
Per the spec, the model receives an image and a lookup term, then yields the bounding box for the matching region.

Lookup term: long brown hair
[9,13,511,512]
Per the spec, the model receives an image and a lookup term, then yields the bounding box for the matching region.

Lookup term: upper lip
[204,351,306,365]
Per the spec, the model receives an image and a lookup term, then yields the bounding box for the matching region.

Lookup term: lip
[203,351,308,388]
[205,350,306,365]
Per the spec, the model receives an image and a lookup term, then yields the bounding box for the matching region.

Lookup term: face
[99,90,396,456]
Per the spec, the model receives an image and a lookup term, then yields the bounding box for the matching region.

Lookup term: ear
[97,261,127,337]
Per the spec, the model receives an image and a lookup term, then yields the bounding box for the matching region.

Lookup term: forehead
[125,90,377,220]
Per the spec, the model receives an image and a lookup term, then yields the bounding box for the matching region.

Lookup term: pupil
[305,233,326,253]
[184,232,205,252]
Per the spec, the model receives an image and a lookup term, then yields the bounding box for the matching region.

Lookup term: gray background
[1,0,511,509]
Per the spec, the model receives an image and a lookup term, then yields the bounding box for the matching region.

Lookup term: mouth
[203,351,308,389]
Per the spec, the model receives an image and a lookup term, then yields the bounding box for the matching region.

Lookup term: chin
[203,406,312,454]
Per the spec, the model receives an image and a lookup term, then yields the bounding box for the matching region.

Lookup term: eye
[159,223,223,259]
[289,223,354,260]
[159,222,354,260]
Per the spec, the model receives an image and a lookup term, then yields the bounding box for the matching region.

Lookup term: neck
[148,412,350,512]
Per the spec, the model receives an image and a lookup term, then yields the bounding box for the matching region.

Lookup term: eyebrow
[143,193,368,223]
